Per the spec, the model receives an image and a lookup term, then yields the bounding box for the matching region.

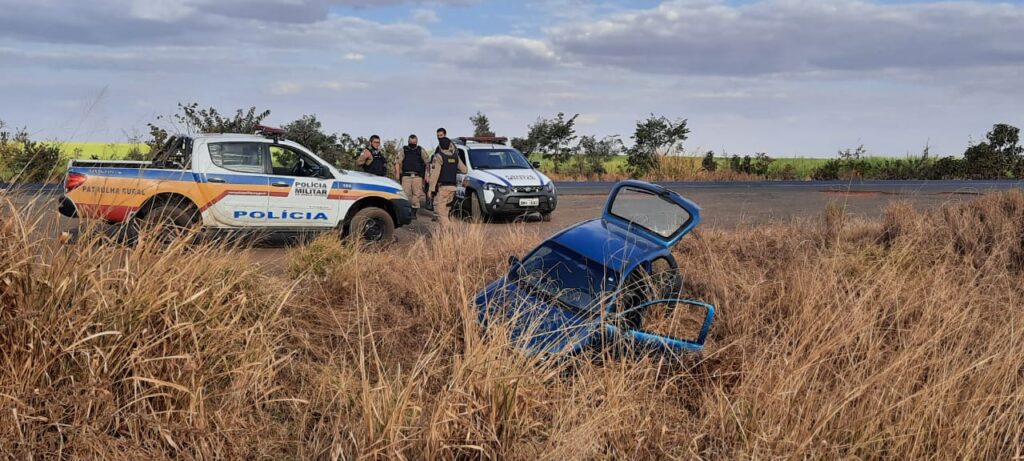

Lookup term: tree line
[0,102,1021,183]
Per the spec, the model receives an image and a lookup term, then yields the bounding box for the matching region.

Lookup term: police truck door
[265,144,339,228]
[198,140,271,227]
[456,146,470,199]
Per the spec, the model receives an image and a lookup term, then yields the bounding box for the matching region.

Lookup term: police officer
[394,134,428,216]
[424,127,448,211]
[356,135,387,176]
[427,137,467,224]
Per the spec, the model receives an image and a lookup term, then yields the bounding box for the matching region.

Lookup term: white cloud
[344,52,365,61]
[269,81,303,95]
[320,80,370,91]
[412,8,439,24]
[548,0,1024,76]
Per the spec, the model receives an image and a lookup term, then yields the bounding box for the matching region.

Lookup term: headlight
[483,182,507,193]
[544,182,555,192]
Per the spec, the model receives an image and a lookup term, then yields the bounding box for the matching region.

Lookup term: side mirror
[531,161,541,169]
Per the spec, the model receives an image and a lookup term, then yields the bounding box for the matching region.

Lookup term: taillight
[65,172,87,192]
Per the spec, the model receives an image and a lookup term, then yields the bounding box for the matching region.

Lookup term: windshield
[514,242,618,314]
[469,148,532,170]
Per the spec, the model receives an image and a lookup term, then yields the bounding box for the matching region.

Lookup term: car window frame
[266,143,334,179]
[602,181,701,247]
[207,141,270,175]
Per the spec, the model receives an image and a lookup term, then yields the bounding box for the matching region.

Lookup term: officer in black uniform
[394,134,428,215]
[357,135,387,176]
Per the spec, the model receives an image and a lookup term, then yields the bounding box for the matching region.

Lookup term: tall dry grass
[1,192,1022,459]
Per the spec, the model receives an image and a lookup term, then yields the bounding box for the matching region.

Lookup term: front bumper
[484,191,557,215]
[57,196,78,218]
[391,198,414,227]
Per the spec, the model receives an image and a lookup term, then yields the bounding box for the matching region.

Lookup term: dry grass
[2,192,1023,459]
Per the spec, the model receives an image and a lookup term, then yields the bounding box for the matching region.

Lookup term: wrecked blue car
[476,180,715,357]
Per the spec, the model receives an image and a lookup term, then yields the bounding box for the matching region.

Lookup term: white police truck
[452,136,557,222]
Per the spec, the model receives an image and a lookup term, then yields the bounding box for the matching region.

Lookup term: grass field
[2,192,1022,458]
[58,142,150,160]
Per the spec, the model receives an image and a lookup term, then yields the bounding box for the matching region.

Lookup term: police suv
[453,136,557,221]
[58,126,413,243]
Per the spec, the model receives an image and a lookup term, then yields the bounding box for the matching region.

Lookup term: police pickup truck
[58,126,413,242]
[453,137,557,221]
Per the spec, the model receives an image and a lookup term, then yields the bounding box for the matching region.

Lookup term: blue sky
[0,0,1022,156]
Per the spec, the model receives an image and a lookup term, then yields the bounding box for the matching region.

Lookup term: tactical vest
[437,153,459,185]
[362,147,387,176]
[401,145,426,176]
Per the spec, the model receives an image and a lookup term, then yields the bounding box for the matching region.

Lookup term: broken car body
[475,180,716,357]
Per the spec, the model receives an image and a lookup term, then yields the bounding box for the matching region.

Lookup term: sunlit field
[2,190,1021,459]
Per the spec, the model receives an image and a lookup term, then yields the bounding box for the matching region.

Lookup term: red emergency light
[254,125,288,139]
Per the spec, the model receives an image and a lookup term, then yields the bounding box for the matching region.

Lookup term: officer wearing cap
[428,136,467,224]
[394,134,428,216]
[356,135,387,176]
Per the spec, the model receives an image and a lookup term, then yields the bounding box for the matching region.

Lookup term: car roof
[460,143,513,150]
[195,133,271,142]
[548,218,666,273]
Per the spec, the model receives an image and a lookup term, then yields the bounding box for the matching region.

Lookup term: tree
[148,102,271,139]
[988,123,1022,177]
[964,124,1022,179]
[283,114,350,167]
[147,102,272,157]
[510,137,531,154]
[470,111,494,137]
[573,135,623,178]
[525,112,578,173]
[701,151,717,172]
[626,115,689,177]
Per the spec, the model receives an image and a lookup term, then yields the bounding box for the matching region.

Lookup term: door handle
[208,177,226,183]
[272,182,290,187]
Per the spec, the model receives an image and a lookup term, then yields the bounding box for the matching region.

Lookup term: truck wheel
[350,207,394,243]
[133,200,200,245]
[469,190,487,223]
[541,211,553,222]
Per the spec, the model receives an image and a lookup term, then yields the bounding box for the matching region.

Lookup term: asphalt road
[5,179,1022,271]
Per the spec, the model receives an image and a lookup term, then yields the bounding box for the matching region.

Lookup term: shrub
[811,159,842,180]
[701,151,717,172]
[1,125,63,183]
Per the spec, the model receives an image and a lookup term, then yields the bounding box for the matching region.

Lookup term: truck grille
[512,186,541,193]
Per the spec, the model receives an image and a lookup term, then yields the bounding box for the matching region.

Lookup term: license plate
[519,198,540,207]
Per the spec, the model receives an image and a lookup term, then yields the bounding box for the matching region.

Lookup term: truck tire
[541,211,553,222]
[132,199,200,245]
[350,207,394,243]
[469,190,487,223]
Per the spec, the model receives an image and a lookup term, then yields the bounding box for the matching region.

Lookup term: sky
[0,0,1022,157]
